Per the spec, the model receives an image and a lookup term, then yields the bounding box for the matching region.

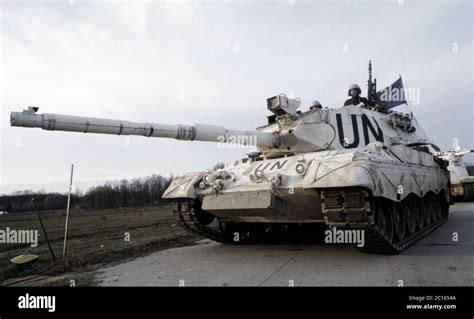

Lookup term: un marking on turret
[336,113,384,148]
[254,160,288,172]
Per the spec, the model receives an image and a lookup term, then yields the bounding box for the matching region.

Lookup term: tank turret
[436,139,474,201]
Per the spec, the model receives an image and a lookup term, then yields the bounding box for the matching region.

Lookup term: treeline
[81,174,172,209]
[0,192,73,213]
[0,174,172,213]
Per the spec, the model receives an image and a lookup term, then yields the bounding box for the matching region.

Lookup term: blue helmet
[348,84,361,95]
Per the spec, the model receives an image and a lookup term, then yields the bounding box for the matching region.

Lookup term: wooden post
[63,164,74,260]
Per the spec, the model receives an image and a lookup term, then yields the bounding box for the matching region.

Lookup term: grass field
[0,203,203,286]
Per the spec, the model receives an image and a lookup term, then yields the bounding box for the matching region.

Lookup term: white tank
[10,90,451,253]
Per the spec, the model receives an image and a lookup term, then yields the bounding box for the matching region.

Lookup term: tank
[9,69,451,254]
[437,139,474,202]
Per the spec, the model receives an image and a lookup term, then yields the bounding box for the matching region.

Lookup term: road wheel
[404,197,416,235]
[414,195,424,230]
[422,195,431,226]
[376,199,394,242]
[435,195,443,220]
[440,193,449,218]
[429,193,438,222]
[393,201,406,241]
[192,201,215,226]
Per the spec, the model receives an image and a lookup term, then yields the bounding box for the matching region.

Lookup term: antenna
[400,73,412,117]
[368,60,372,83]
[367,60,376,103]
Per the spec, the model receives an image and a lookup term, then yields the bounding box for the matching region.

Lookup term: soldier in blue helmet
[344,84,371,107]
[309,100,322,110]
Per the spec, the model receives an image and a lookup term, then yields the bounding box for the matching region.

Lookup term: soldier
[309,100,322,110]
[344,84,371,107]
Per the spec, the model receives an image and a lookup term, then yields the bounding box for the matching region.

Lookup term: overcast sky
[1,0,473,194]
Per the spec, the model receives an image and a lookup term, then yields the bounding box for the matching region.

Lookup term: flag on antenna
[376,76,407,109]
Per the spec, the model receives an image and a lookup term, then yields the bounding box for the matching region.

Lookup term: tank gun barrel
[10,107,279,147]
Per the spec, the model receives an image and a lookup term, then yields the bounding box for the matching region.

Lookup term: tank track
[361,217,447,254]
[175,210,234,244]
[174,202,325,245]
[173,201,241,244]
[463,182,474,202]
[173,187,449,254]
[321,188,449,254]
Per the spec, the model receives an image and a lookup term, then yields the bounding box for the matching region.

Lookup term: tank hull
[164,145,450,253]
[451,177,474,202]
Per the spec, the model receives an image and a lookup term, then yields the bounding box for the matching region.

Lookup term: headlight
[203,174,213,184]
[295,163,306,175]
